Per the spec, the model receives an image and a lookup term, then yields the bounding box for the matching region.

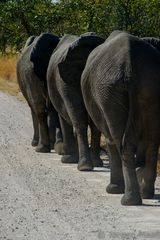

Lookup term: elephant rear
[81,30,160,205]
[16,33,63,153]
[82,31,160,147]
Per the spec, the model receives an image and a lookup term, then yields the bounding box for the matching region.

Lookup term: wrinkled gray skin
[17,33,63,153]
[81,30,160,205]
[47,33,105,171]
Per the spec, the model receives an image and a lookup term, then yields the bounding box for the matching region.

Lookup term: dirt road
[0,91,160,240]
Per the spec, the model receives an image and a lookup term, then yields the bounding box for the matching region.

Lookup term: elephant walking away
[17,33,63,153]
[47,33,105,171]
[81,30,160,205]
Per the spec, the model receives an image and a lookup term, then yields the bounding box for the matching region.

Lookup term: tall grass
[0,55,21,97]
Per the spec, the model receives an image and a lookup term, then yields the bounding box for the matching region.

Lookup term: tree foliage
[0,0,160,53]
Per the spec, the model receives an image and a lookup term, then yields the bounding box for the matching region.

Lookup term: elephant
[81,30,160,205]
[16,33,63,153]
[142,37,160,51]
[47,33,105,171]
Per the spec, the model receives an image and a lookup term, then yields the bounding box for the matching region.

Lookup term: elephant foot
[121,193,142,206]
[61,154,78,164]
[35,144,51,153]
[106,183,125,194]
[54,141,64,155]
[78,159,93,171]
[31,139,38,147]
[92,155,103,167]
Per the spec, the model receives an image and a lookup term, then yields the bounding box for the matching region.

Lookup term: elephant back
[58,33,105,87]
[142,37,160,52]
[30,33,59,82]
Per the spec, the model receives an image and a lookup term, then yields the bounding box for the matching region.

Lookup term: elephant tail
[121,89,137,154]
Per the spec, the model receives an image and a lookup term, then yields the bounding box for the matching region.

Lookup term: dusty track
[0,91,160,240]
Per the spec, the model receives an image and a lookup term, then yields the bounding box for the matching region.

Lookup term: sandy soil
[0,91,160,240]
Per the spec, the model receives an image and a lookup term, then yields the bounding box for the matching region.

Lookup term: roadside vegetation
[1,0,160,54]
[0,55,21,97]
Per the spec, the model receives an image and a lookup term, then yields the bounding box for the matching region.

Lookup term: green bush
[0,0,160,54]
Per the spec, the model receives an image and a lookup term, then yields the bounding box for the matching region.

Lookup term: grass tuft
[0,55,23,99]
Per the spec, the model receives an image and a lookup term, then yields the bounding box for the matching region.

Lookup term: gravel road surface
[0,91,160,240]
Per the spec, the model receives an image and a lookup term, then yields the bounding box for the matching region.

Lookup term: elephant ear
[142,37,160,52]
[58,35,104,87]
[30,33,59,81]
[24,36,37,49]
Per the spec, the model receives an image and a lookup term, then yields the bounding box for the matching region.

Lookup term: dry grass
[0,55,23,99]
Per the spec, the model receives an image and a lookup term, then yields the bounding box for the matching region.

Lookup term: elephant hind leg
[87,97,124,192]
[46,104,63,154]
[49,110,63,155]
[135,141,146,195]
[101,122,125,194]
[137,98,160,199]
[137,143,159,199]
[46,99,61,149]
[141,144,158,199]
[35,110,51,153]
[59,115,78,163]
[54,128,63,155]
[101,94,141,205]
[76,125,93,171]
[31,109,39,147]
[106,136,125,194]
[89,119,103,167]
